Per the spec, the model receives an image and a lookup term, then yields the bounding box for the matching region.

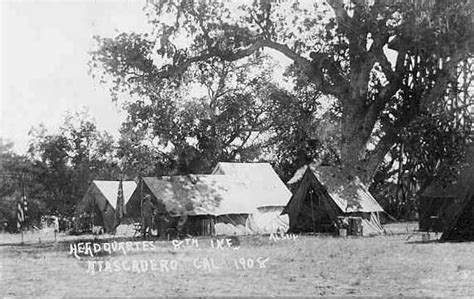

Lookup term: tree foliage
[0,138,48,230]
[266,83,342,181]
[91,0,472,182]
[27,110,117,216]
[91,31,278,174]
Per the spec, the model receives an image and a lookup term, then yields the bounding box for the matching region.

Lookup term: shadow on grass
[406,239,440,244]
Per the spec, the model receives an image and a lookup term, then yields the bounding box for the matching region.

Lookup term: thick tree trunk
[339,100,394,185]
[339,107,370,183]
[340,133,388,185]
[340,117,365,167]
[340,97,369,155]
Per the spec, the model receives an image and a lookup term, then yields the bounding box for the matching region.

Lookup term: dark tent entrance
[169,214,251,237]
[177,215,215,236]
[90,203,105,228]
[418,194,457,232]
[293,187,336,233]
[418,180,463,232]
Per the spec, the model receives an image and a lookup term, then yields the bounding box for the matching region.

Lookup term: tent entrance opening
[298,187,333,233]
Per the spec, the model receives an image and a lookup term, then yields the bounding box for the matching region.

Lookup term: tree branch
[160,38,348,97]
[420,52,467,111]
[326,0,351,28]
[367,49,407,124]
[229,131,253,159]
[365,130,397,181]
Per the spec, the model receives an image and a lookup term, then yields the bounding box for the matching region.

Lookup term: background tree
[0,138,47,231]
[28,110,117,216]
[369,54,472,219]
[370,110,471,220]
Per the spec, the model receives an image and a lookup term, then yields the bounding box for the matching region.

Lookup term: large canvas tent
[75,180,137,233]
[439,145,474,241]
[211,162,291,233]
[135,171,290,237]
[283,165,384,236]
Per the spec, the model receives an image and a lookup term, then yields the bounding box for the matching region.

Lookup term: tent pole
[140,178,143,233]
[310,188,316,234]
[92,193,94,231]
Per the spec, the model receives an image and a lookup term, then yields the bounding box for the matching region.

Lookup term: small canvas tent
[211,162,291,233]
[440,145,474,241]
[419,183,461,232]
[283,165,384,236]
[75,180,137,233]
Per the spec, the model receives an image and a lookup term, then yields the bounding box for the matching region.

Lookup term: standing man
[141,194,154,238]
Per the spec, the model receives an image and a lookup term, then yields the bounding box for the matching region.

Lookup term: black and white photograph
[0,0,473,297]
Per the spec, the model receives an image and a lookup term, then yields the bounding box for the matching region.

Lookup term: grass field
[0,223,473,297]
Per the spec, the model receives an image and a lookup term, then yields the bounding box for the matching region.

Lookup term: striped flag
[16,197,26,230]
[114,178,125,228]
[23,195,28,215]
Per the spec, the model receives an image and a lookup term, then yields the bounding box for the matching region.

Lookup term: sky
[0,0,151,154]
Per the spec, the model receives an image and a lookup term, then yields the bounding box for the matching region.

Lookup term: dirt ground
[0,222,473,297]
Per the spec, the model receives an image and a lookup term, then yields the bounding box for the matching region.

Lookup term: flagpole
[121,170,126,215]
[20,173,25,244]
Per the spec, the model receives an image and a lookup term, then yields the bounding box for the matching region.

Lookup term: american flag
[114,179,125,228]
[17,196,27,230]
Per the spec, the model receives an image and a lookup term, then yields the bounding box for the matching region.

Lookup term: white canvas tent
[211,162,291,234]
[136,164,292,237]
[75,180,137,233]
[136,175,258,236]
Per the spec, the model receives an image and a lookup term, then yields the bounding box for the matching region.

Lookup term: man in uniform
[141,194,155,238]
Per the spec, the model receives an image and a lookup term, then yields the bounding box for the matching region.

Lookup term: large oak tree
[91,0,473,182]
